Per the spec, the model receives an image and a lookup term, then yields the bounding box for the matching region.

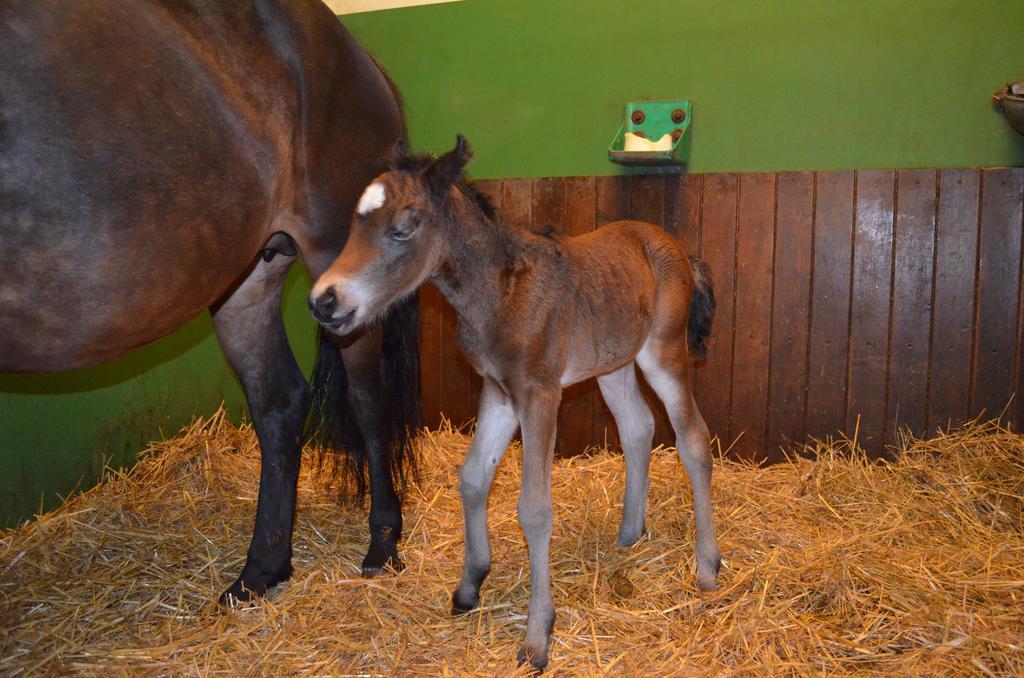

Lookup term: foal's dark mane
[390,152,498,221]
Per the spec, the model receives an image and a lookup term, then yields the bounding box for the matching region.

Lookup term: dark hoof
[361,540,404,578]
[217,560,292,606]
[451,590,481,616]
[516,646,549,672]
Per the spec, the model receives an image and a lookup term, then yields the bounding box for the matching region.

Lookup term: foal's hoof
[516,643,549,672]
[697,554,722,592]
[451,589,481,616]
[361,540,404,578]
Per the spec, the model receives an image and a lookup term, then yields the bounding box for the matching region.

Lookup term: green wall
[343,0,1024,178]
[0,269,317,527]
[4,0,1023,527]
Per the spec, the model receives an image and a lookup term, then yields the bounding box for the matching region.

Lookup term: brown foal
[310,136,721,669]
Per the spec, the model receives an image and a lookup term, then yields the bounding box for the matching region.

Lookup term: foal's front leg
[514,386,561,670]
[452,379,519,613]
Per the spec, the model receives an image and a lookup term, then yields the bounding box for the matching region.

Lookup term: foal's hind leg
[212,254,311,603]
[452,379,519,614]
[596,363,656,547]
[637,340,721,591]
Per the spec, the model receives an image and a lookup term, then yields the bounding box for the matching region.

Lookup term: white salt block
[623,132,673,152]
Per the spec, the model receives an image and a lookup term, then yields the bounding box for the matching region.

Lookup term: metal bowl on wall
[993,82,1024,135]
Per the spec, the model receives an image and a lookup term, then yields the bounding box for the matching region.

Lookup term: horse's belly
[0,248,250,372]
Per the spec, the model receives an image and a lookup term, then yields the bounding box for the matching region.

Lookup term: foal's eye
[388,228,414,242]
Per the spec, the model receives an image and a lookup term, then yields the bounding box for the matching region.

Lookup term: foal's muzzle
[308,288,356,330]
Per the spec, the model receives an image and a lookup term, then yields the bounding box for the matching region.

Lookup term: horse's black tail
[306,294,421,502]
[687,257,715,361]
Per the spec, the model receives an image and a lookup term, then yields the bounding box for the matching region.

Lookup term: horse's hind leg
[452,378,519,614]
[212,253,310,603]
[637,339,721,591]
[596,363,656,547]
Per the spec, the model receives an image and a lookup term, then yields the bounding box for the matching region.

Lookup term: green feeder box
[608,99,692,167]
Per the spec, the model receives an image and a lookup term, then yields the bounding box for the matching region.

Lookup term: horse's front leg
[339,325,404,576]
[514,386,561,671]
[212,254,310,603]
[452,379,519,614]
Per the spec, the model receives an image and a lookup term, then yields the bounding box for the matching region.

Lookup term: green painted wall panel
[343,0,1024,178]
[0,267,317,527]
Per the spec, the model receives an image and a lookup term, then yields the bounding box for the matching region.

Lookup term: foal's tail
[306,294,421,501]
[687,257,715,361]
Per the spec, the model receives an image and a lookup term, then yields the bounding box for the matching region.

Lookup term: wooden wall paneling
[422,167,1021,455]
[972,168,1024,421]
[563,176,597,237]
[561,177,601,452]
[928,169,980,432]
[500,178,533,228]
[664,173,704,414]
[629,174,666,226]
[805,172,855,441]
[664,173,702,257]
[696,173,739,454]
[730,173,777,461]
[532,177,565,234]
[887,169,938,439]
[627,175,675,448]
[593,176,632,447]
[595,175,631,226]
[846,170,896,453]
[767,172,814,457]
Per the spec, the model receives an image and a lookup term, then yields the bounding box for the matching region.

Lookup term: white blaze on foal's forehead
[356,182,386,215]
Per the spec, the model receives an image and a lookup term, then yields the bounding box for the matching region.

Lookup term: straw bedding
[1,410,1021,675]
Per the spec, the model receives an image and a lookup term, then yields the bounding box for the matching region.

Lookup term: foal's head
[309,135,472,334]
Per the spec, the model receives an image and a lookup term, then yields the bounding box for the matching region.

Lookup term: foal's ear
[425,134,472,198]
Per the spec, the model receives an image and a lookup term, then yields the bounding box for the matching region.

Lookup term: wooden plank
[887,169,937,439]
[766,172,814,457]
[972,168,1024,421]
[500,178,532,228]
[560,177,600,453]
[629,174,666,227]
[730,173,776,461]
[805,171,855,441]
[563,176,596,237]
[532,177,564,234]
[928,169,980,432]
[664,173,703,413]
[595,175,631,227]
[665,173,702,258]
[592,176,633,445]
[846,170,895,455]
[696,173,738,454]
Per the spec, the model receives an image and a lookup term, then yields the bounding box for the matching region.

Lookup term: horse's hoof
[218,578,264,606]
[218,561,292,605]
[361,541,404,578]
[451,590,481,615]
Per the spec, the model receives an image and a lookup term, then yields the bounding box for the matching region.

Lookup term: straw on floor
[1,410,1021,675]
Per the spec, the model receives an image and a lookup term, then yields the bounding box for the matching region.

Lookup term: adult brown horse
[0,0,419,602]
